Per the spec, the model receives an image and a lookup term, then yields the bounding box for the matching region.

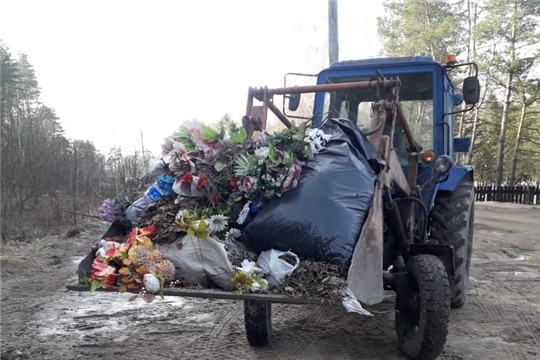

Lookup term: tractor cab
[282,56,480,206]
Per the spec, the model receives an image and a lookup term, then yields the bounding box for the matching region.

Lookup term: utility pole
[328,0,339,66]
[140,129,146,166]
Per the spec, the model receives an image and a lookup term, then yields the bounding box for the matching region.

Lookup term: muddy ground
[1,201,539,360]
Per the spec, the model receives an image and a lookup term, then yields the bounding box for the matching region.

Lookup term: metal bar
[65,285,331,305]
[246,87,254,114]
[257,80,398,97]
[267,100,293,128]
[395,102,421,152]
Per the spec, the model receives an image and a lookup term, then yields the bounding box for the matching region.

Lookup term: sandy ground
[1,201,539,360]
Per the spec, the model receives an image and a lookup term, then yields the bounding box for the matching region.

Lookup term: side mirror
[288,93,301,111]
[463,77,480,105]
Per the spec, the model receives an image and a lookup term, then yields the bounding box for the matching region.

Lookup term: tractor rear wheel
[244,300,272,345]
[395,254,451,360]
[430,179,474,308]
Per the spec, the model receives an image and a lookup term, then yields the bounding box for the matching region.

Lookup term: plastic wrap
[241,118,379,274]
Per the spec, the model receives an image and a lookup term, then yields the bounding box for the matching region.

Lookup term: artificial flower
[175,209,189,221]
[256,131,268,147]
[304,128,332,154]
[236,259,263,276]
[91,259,117,278]
[180,172,194,188]
[97,197,131,224]
[134,234,154,248]
[254,147,270,161]
[168,140,191,162]
[161,137,175,157]
[242,176,258,196]
[225,228,242,242]
[197,176,209,191]
[151,259,176,281]
[283,161,303,191]
[128,245,152,266]
[207,214,228,233]
[95,239,122,258]
[229,176,239,190]
[237,201,251,225]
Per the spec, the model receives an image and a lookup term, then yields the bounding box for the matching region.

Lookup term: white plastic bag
[341,288,373,316]
[256,249,300,287]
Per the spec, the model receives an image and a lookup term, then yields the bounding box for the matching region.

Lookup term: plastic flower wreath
[85,225,176,297]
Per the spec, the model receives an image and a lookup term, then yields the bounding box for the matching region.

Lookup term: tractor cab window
[322,72,434,161]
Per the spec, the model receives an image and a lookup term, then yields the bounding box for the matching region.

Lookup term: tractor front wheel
[430,179,475,308]
[395,254,450,360]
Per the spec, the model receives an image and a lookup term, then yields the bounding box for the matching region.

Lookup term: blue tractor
[242,55,480,359]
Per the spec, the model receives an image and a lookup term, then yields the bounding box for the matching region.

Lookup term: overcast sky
[1,0,384,156]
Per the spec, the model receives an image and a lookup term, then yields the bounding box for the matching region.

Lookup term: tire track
[282,304,335,360]
[469,248,540,359]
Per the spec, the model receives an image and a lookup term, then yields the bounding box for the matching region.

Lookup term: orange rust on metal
[255,79,398,96]
[395,102,421,151]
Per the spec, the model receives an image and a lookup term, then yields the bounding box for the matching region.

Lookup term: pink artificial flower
[283,163,303,191]
[161,138,174,158]
[242,176,258,196]
[90,258,117,288]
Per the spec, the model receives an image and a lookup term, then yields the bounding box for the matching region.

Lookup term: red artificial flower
[197,176,209,191]
[124,227,138,249]
[104,244,123,260]
[138,225,156,237]
[180,172,194,188]
[229,176,238,190]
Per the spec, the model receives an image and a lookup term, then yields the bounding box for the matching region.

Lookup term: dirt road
[1,201,539,360]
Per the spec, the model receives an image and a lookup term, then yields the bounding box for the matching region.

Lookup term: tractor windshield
[320,72,434,159]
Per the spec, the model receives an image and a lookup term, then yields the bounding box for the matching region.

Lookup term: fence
[475,184,540,205]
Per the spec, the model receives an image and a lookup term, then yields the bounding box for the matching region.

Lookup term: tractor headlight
[434,155,454,174]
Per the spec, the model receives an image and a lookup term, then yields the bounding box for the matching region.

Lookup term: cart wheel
[244,300,272,345]
[395,254,450,360]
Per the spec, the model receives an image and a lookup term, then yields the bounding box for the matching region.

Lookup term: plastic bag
[242,118,380,274]
[155,235,235,291]
[256,249,300,287]
[341,288,373,316]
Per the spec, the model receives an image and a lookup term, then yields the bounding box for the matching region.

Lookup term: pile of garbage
[82,118,379,311]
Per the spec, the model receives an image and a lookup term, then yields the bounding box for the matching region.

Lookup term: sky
[0,0,384,156]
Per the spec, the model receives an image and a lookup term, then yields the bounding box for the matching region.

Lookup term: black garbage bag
[241,118,380,274]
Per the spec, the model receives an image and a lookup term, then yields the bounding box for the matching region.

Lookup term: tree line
[377,0,540,185]
[0,41,153,240]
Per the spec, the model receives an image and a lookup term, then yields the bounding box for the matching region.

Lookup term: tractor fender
[437,165,474,192]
